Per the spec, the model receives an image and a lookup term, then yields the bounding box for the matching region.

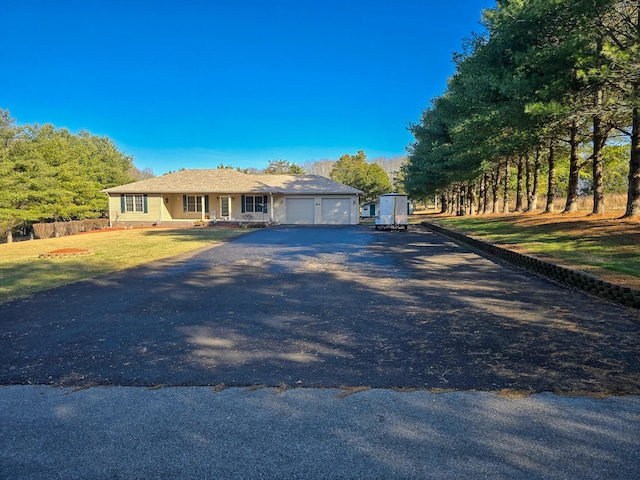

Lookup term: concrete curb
[421,221,640,310]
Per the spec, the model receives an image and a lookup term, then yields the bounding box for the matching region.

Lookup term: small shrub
[82,218,108,231]
[33,223,55,239]
[95,218,109,230]
[53,222,68,237]
[67,220,83,235]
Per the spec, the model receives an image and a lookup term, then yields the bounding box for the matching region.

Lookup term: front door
[221,197,230,217]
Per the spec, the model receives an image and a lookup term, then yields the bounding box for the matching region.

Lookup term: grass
[423,211,640,288]
[0,227,249,304]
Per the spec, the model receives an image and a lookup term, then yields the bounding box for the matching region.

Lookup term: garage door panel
[321,198,350,224]
[286,198,315,224]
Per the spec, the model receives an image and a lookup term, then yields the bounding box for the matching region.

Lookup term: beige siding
[107,191,359,225]
[165,194,211,220]
[108,193,164,225]
[272,194,286,223]
[165,194,184,220]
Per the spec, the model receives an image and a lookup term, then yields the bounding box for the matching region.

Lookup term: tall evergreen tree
[0,109,135,240]
[330,150,391,201]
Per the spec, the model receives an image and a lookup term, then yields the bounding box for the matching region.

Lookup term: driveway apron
[1,225,639,394]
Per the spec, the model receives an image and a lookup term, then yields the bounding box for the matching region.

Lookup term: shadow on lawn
[139,227,251,243]
[0,226,639,395]
[0,259,115,305]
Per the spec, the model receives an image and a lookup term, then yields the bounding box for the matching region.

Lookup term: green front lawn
[0,227,249,304]
[428,213,640,285]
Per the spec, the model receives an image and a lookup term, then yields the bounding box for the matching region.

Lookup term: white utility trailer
[375,193,409,230]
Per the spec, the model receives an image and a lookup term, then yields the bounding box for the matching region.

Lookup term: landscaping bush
[31,218,109,239]
[83,219,96,231]
[32,223,55,239]
[66,220,84,235]
[93,218,109,230]
[53,222,68,237]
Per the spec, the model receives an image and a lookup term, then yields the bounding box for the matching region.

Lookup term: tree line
[0,109,139,242]
[404,0,639,218]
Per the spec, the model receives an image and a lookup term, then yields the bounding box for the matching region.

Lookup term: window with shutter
[123,194,146,212]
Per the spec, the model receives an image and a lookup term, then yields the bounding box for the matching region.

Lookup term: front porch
[164,193,275,224]
[109,218,271,229]
[108,192,276,228]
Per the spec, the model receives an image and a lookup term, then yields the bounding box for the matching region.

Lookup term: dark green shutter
[263,195,268,213]
[143,194,148,213]
[241,195,245,213]
[204,195,209,213]
[183,195,187,213]
[120,195,126,212]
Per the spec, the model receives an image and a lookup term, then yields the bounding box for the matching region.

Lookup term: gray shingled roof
[252,174,362,194]
[103,169,362,195]
[103,169,273,194]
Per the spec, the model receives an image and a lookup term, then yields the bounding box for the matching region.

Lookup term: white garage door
[321,198,351,224]
[286,198,315,224]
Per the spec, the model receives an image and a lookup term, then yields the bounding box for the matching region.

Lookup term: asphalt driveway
[2,225,640,479]
[1,225,639,394]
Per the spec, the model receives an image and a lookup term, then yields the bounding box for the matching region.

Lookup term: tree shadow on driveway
[1,226,639,395]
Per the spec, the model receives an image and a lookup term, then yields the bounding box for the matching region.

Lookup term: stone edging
[421,222,640,310]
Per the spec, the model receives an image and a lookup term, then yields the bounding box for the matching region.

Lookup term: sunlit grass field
[426,212,640,287]
[0,228,249,304]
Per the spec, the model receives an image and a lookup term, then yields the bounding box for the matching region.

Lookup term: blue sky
[2,0,494,175]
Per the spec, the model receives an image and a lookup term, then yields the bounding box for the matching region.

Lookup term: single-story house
[102,169,363,226]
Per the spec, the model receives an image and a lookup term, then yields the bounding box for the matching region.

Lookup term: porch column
[270,193,274,222]
[107,194,113,227]
[228,195,232,219]
[201,194,205,221]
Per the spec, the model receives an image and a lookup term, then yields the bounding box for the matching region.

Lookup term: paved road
[1,386,638,480]
[1,225,639,478]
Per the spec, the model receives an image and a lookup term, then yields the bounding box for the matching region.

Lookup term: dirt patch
[39,248,94,258]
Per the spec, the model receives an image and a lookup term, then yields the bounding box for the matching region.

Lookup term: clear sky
[2,0,494,175]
